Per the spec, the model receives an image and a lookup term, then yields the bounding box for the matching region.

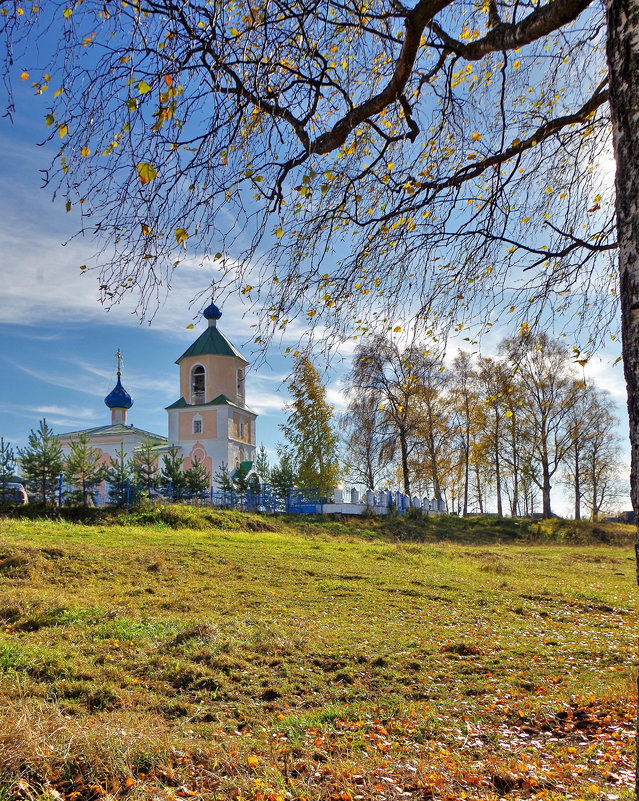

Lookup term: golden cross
[116,348,123,377]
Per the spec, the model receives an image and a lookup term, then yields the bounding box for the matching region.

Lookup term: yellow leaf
[393,326,402,332]
[513,59,521,70]
[186,324,194,329]
[275,227,283,238]
[62,7,72,19]
[137,162,158,184]
[175,227,188,244]
[45,113,54,127]
[471,131,481,141]
[81,146,90,157]
[58,124,68,139]
[79,264,87,270]
[137,80,151,94]
[141,223,151,235]
[20,71,29,81]
[247,756,260,767]
[506,410,513,417]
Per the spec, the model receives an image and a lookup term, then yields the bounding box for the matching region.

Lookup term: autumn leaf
[81,146,90,157]
[137,162,158,184]
[62,7,72,18]
[247,755,260,767]
[137,80,151,95]
[58,124,68,139]
[186,323,194,329]
[175,227,188,244]
[20,71,29,81]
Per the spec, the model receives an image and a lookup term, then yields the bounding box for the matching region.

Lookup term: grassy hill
[0,509,636,800]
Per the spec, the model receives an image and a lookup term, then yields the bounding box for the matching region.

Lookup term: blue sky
[0,69,632,515]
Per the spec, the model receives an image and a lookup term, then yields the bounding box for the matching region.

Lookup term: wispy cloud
[3,358,107,397]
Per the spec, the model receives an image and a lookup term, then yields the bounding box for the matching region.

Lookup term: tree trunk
[429,431,441,500]
[541,464,552,518]
[399,428,411,495]
[510,422,519,517]
[494,436,503,517]
[463,435,470,517]
[605,1,639,793]
[574,444,581,521]
[475,462,484,514]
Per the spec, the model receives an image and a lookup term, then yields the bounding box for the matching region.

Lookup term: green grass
[0,509,636,800]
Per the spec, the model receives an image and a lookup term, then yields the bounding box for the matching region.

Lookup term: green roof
[232,461,254,479]
[176,326,247,364]
[165,394,255,413]
[58,423,167,443]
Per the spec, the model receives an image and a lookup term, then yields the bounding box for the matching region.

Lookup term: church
[57,302,258,488]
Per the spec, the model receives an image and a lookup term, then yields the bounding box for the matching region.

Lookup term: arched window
[191,365,205,404]
[236,368,245,404]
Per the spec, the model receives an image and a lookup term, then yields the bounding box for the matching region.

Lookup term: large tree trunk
[605,0,639,793]
[574,444,581,521]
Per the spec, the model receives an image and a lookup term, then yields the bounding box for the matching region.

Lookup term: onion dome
[203,302,222,321]
[104,376,133,410]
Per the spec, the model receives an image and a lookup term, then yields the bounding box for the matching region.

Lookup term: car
[2,482,29,504]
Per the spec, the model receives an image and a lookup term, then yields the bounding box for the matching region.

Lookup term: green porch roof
[165,394,255,413]
[176,326,247,364]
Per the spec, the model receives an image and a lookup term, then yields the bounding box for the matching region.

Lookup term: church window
[193,418,202,435]
[240,421,245,439]
[236,368,245,404]
[191,365,205,404]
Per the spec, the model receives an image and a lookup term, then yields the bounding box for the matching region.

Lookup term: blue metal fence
[22,476,430,516]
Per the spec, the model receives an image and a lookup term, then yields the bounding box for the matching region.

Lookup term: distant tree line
[340,333,625,520]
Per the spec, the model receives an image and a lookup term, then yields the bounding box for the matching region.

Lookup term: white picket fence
[321,487,447,516]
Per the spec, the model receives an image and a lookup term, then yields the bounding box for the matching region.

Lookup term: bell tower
[166,302,258,482]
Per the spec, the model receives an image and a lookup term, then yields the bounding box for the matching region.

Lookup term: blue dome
[203,302,222,320]
[104,376,133,410]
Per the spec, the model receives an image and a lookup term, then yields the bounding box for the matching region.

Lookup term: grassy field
[0,508,636,800]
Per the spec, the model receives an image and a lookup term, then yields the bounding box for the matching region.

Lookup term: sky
[0,66,632,516]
